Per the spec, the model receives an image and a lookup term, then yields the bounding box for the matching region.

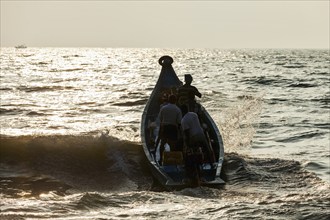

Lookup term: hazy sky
[1,0,329,48]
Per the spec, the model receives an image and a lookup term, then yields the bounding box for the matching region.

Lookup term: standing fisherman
[177,74,202,112]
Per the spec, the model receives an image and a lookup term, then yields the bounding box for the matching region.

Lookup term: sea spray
[219,94,263,152]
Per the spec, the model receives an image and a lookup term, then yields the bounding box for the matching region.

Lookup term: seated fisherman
[177,74,202,113]
[158,94,182,165]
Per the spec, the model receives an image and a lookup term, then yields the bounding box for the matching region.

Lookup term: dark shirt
[177,84,202,106]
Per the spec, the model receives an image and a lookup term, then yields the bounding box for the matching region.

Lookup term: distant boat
[15,44,27,49]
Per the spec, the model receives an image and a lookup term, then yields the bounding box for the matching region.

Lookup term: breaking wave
[1,133,329,220]
[1,134,327,195]
[0,134,153,194]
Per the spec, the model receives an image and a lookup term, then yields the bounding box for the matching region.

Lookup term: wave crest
[0,134,153,192]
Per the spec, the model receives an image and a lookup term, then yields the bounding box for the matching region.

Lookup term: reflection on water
[0,48,329,219]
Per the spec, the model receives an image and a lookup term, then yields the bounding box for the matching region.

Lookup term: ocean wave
[0,108,52,116]
[0,87,13,91]
[49,68,84,72]
[240,75,325,89]
[17,85,78,93]
[312,97,330,107]
[288,82,318,88]
[26,111,50,116]
[1,135,329,219]
[112,99,149,107]
[222,153,325,190]
[30,61,52,66]
[0,108,25,115]
[0,134,153,193]
[1,134,327,193]
[303,161,328,170]
[275,131,327,143]
[253,76,279,86]
[282,63,306,68]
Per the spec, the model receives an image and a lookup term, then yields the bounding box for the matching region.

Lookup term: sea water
[0,48,329,219]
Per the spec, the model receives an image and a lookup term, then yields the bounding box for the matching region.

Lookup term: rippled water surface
[0,48,329,219]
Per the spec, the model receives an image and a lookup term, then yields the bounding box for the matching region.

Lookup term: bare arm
[194,87,202,98]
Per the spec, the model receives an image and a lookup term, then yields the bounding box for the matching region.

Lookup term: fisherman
[181,105,215,185]
[158,94,182,165]
[177,74,202,113]
[151,92,169,157]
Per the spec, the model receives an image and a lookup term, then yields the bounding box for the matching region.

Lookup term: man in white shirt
[158,94,182,165]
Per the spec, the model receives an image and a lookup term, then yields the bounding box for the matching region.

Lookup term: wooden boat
[141,56,225,189]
